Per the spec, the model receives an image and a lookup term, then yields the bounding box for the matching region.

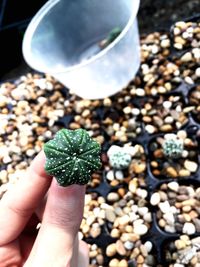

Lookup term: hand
[0,151,89,267]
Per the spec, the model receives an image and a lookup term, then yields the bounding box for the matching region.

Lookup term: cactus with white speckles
[44,129,101,186]
[107,145,132,169]
[162,135,184,159]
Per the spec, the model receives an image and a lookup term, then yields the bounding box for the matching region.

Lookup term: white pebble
[181,52,192,62]
[168,181,179,192]
[195,67,200,77]
[136,188,148,199]
[183,222,196,235]
[138,207,148,217]
[184,160,198,173]
[132,108,140,116]
[145,124,156,134]
[115,170,124,180]
[163,212,175,225]
[144,241,153,252]
[164,225,176,233]
[184,76,194,84]
[136,88,145,97]
[150,192,160,206]
[124,241,134,250]
[134,224,148,235]
[159,201,171,214]
[106,170,114,181]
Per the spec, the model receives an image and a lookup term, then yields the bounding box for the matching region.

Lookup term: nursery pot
[22,0,140,99]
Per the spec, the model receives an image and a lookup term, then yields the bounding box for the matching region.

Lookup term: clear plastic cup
[23,0,140,99]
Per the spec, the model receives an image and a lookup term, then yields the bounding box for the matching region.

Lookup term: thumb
[25,179,85,267]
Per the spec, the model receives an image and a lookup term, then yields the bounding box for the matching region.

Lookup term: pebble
[144,241,153,253]
[184,160,198,172]
[179,169,191,177]
[124,240,134,250]
[115,170,124,180]
[106,170,115,181]
[105,209,116,223]
[182,222,196,235]
[118,260,128,267]
[168,181,179,192]
[134,224,148,235]
[150,192,160,206]
[166,167,178,178]
[181,52,193,62]
[145,124,156,134]
[106,243,117,257]
[115,240,126,256]
[136,88,145,96]
[107,192,120,202]
[109,258,119,267]
[159,201,171,214]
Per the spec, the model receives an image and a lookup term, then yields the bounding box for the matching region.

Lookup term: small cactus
[162,134,184,159]
[99,27,122,49]
[44,129,101,186]
[107,145,132,169]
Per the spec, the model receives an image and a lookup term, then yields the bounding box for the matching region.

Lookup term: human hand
[0,151,89,267]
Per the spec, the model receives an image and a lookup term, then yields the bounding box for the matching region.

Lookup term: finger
[78,240,89,267]
[70,237,89,267]
[0,240,22,267]
[0,151,52,246]
[25,180,85,267]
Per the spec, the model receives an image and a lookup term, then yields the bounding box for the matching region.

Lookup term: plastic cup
[22,0,140,99]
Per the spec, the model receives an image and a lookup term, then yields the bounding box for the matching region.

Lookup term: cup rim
[22,0,140,74]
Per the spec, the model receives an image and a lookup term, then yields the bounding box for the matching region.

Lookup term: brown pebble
[166,167,178,178]
[116,240,126,256]
[137,255,144,264]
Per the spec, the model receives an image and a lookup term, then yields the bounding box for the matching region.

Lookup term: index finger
[0,151,52,246]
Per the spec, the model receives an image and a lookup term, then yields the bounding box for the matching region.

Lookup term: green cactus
[107,145,132,169]
[44,129,101,186]
[162,136,184,159]
[99,27,122,49]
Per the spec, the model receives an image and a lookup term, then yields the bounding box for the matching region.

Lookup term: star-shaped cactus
[44,129,101,186]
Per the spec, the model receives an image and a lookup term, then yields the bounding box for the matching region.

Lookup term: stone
[116,240,126,256]
[105,209,116,223]
[164,225,176,233]
[184,160,198,173]
[110,228,120,238]
[115,170,124,180]
[118,260,128,267]
[163,212,175,225]
[107,192,120,202]
[109,258,119,267]
[168,181,179,192]
[159,201,171,214]
[119,215,130,226]
[90,225,101,238]
[106,243,117,257]
[136,88,145,96]
[179,169,191,177]
[144,241,153,253]
[124,240,134,250]
[134,224,148,235]
[129,179,138,193]
[182,222,196,235]
[138,207,148,217]
[181,52,193,62]
[145,124,156,134]
[166,167,178,178]
[106,170,114,181]
[150,192,160,206]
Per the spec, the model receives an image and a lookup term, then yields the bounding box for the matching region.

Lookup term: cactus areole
[44,129,101,186]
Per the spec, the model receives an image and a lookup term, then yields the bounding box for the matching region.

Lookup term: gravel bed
[149,131,199,179]
[151,182,200,234]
